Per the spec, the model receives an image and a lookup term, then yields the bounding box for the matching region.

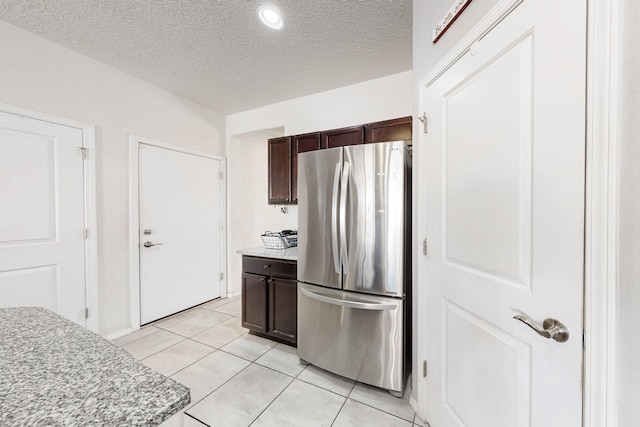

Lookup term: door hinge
[85,307,89,319]
[423,360,428,377]
[218,172,224,180]
[79,147,87,159]
[418,113,428,134]
[83,228,88,239]
[219,272,224,281]
[423,238,428,256]
[218,222,224,231]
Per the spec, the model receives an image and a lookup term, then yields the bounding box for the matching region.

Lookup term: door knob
[513,315,570,343]
[143,241,163,248]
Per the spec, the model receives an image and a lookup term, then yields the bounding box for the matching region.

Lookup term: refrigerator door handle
[339,161,350,274]
[299,287,397,311]
[331,163,341,274]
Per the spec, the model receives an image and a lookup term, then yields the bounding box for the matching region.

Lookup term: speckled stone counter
[0,307,190,426]
[237,246,298,261]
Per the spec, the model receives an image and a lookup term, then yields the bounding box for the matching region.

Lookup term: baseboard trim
[104,328,135,341]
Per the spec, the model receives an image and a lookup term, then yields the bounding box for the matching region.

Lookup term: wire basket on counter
[261,231,298,249]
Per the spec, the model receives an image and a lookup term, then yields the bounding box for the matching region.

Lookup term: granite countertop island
[237,246,298,261]
[0,307,189,426]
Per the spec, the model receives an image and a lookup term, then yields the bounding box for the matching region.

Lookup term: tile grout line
[184,355,254,413]
[330,395,349,427]
[123,332,190,361]
[141,338,219,377]
[329,378,358,426]
[346,391,415,424]
[184,410,211,427]
[183,345,303,423]
[148,296,238,329]
[145,310,238,342]
[246,371,296,426]
[122,315,242,372]
[167,335,245,379]
[155,310,240,339]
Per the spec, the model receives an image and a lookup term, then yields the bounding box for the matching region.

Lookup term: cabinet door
[242,272,268,333]
[364,116,412,144]
[268,277,297,344]
[268,136,292,204]
[292,132,321,203]
[321,125,364,149]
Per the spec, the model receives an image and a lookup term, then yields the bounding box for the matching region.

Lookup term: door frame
[412,0,620,425]
[0,102,98,332]
[128,135,227,331]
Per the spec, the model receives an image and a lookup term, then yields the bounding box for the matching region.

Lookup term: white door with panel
[420,0,585,426]
[0,111,87,326]
[139,143,222,324]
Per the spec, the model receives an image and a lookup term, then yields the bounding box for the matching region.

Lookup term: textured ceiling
[0,0,412,114]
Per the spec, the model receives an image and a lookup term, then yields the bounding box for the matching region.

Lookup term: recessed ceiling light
[257,5,283,30]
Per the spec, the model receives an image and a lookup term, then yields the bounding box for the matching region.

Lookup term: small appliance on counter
[261,229,298,249]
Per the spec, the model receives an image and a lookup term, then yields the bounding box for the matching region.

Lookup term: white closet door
[139,143,222,324]
[0,112,87,326]
[420,0,586,425]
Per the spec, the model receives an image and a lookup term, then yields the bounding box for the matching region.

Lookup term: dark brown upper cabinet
[267,117,410,205]
[321,125,364,149]
[292,132,321,203]
[268,136,292,204]
[364,116,412,144]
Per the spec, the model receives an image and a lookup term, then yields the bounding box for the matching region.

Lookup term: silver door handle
[339,161,350,274]
[143,241,163,248]
[299,287,396,311]
[513,315,570,343]
[331,163,341,274]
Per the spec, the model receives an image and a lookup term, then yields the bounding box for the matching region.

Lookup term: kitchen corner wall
[616,0,640,423]
[0,20,225,336]
[225,70,412,296]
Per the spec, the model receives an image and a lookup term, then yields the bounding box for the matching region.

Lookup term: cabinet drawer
[243,256,297,278]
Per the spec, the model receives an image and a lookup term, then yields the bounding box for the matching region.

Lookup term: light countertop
[0,307,190,426]
[237,246,298,261]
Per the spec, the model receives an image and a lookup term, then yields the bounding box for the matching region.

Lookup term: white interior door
[420,0,586,426]
[0,111,87,326]
[139,143,222,324]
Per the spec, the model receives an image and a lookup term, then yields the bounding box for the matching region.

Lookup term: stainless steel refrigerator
[297,140,411,394]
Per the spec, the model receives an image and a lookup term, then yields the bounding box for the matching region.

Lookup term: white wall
[616,0,640,423]
[225,130,299,297]
[0,20,225,336]
[225,71,412,294]
[239,134,299,244]
[412,0,501,86]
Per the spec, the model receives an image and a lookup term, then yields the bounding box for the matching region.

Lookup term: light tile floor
[112,297,425,427]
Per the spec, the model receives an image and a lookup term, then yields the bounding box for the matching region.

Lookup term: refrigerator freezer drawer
[297,283,406,393]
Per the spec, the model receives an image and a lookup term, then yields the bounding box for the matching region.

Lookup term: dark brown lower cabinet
[241,256,297,346]
[241,273,268,333]
[268,277,297,343]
